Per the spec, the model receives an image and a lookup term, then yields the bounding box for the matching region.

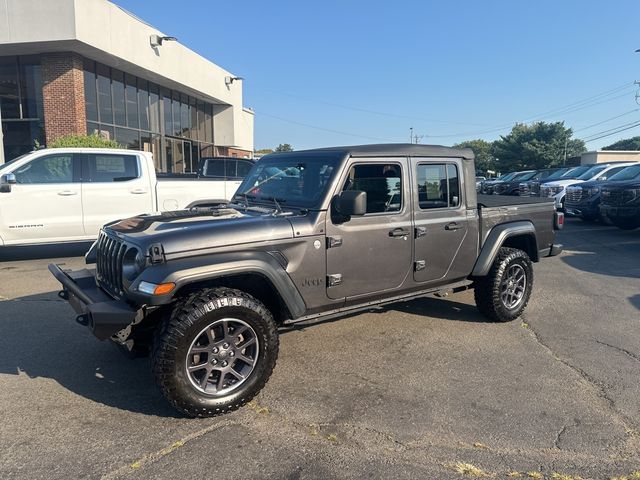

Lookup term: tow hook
[76,314,90,326]
[58,290,69,300]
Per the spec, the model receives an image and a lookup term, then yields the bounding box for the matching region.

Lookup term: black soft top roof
[270,143,475,160]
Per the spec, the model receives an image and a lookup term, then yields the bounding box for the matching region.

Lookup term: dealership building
[0,0,254,172]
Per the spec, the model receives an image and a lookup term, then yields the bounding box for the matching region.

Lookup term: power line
[582,121,640,143]
[581,119,640,141]
[573,109,639,132]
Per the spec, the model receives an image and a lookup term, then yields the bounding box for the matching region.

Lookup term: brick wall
[41,53,87,144]
[216,146,253,159]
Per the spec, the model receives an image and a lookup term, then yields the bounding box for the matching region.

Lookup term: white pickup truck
[0,148,243,246]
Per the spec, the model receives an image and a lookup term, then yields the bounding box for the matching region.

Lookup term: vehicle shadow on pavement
[280,295,488,334]
[559,224,640,279]
[0,291,182,418]
[629,294,640,311]
[0,242,93,262]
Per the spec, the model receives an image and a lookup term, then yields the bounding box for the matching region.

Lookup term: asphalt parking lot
[0,219,638,480]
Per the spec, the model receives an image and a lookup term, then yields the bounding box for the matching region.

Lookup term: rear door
[0,152,84,244]
[325,157,413,299]
[80,152,154,237]
[412,159,470,284]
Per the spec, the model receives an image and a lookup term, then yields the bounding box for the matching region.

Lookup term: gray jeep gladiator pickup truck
[49,144,564,417]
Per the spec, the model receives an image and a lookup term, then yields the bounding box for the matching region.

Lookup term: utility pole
[563,136,568,165]
[409,127,413,144]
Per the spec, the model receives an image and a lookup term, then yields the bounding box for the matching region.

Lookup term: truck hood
[542,179,585,188]
[105,207,295,255]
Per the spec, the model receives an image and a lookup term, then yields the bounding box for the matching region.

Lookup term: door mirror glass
[333,190,367,216]
[0,173,16,192]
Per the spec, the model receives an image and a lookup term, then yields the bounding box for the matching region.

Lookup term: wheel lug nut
[229,351,235,357]
[212,359,217,365]
[212,347,218,354]
[223,343,229,349]
[222,361,228,367]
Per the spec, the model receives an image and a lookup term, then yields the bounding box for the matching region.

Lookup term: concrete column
[41,52,87,145]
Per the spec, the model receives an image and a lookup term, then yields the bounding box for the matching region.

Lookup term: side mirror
[333,190,367,216]
[0,173,16,193]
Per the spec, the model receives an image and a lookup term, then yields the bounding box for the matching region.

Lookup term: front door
[325,158,413,300]
[0,152,85,244]
[80,152,154,237]
[412,159,470,284]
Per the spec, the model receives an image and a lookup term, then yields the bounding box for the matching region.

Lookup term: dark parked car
[493,170,537,195]
[480,172,516,194]
[566,164,640,221]
[49,144,563,417]
[518,168,571,196]
[600,176,640,230]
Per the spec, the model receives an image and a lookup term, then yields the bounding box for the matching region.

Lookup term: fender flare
[129,251,307,318]
[472,221,537,276]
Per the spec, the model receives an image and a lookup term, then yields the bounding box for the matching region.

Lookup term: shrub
[48,134,122,149]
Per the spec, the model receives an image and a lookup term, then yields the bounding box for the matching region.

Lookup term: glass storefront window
[189,97,198,141]
[204,103,213,143]
[137,79,149,131]
[0,57,20,119]
[149,83,160,133]
[84,61,98,122]
[112,69,126,126]
[125,74,138,129]
[96,64,113,124]
[172,91,181,137]
[115,127,140,149]
[181,93,190,139]
[20,57,43,120]
[162,89,172,136]
[1,120,44,160]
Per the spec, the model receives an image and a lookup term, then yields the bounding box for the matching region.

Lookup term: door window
[85,154,139,182]
[343,163,402,214]
[236,160,253,179]
[416,163,460,209]
[13,154,74,184]
[204,159,226,178]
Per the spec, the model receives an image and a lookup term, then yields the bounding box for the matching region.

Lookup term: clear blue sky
[117,0,640,151]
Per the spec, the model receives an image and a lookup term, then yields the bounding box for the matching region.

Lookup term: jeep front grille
[96,230,127,297]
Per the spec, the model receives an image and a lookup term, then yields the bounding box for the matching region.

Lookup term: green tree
[255,148,274,155]
[49,133,121,149]
[275,143,294,152]
[492,122,585,171]
[602,136,640,151]
[452,139,495,173]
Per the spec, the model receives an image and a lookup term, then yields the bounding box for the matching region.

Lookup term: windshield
[234,153,342,209]
[559,165,592,179]
[496,172,516,181]
[577,165,608,181]
[516,171,537,181]
[544,168,569,180]
[608,164,640,181]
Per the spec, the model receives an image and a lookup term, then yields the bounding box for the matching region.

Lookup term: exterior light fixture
[225,76,244,86]
[150,34,178,47]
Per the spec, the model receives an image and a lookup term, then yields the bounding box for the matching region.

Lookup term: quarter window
[85,154,139,182]
[417,163,461,209]
[343,163,402,214]
[13,154,74,184]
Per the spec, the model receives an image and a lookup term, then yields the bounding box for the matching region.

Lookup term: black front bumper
[48,264,139,340]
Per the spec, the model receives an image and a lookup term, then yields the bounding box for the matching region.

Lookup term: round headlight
[122,248,144,280]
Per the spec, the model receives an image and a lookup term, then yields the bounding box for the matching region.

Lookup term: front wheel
[474,247,533,322]
[152,288,278,417]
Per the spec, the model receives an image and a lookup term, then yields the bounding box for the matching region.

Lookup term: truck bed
[477,194,556,253]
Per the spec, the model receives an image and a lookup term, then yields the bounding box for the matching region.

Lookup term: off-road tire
[474,247,533,322]
[152,288,278,417]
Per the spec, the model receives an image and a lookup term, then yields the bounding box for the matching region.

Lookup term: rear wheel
[474,247,533,322]
[152,288,278,417]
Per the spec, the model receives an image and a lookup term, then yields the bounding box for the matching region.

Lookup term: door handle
[57,190,78,196]
[130,188,148,194]
[445,222,462,231]
[389,228,409,238]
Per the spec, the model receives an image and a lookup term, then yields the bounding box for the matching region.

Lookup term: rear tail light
[554,211,564,230]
